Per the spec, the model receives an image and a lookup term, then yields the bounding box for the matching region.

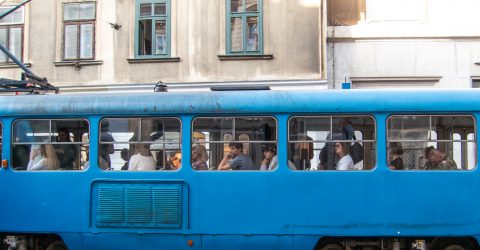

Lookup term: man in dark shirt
[218,142,255,170]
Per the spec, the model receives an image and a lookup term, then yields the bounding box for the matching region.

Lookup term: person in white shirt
[335,142,354,171]
[27,144,60,171]
[128,144,156,171]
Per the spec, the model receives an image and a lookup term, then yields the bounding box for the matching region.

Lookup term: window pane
[100,118,181,171]
[192,117,276,171]
[64,25,78,59]
[154,3,166,15]
[12,119,89,171]
[64,3,80,20]
[79,2,95,20]
[388,116,430,141]
[245,0,258,11]
[289,116,375,171]
[0,7,24,24]
[138,19,152,55]
[230,17,243,52]
[9,27,22,60]
[230,0,243,12]
[155,20,167,54]
[14,120,50,143]
[140,3,152,16]
[80,24,93,58]
[387,115,475,171]
[246,17,258,51]
[0,28,7,62]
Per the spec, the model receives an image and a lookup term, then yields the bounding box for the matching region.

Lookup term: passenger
[335,142,354,170]
[261,143,278,171]
[120,148,129,170]
[55,128,78,170]
[424,148,458,170]
[388,142,404,170]
[128,144,156,171]
[218,142,255,170]
[192,145,208,170]
[27,144,59,171]
[290,135,314,170]
[168,151,182,170]
[99,132,115,170]
[319,118,355,170]
[419,146,435,170]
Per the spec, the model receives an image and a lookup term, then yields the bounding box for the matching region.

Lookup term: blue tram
[0,89,479,250]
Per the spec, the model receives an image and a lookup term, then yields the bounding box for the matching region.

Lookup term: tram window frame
[287,115,377,171]
[99,117,182,171]
[11,118,90,171]
[386,114,476,171]
[191,116,278,171]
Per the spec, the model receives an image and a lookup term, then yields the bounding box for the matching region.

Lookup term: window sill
[218,54,274,61]
[127,57,181,64]
[53,60,103,67]
[0,62,32,69]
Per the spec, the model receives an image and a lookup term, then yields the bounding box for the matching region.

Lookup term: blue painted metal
[0,89,480,249]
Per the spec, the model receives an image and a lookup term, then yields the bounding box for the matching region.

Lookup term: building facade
[0,0,326,92]
[327,0,480,89]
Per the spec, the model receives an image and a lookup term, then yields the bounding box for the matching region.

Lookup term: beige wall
[0,0,326,89]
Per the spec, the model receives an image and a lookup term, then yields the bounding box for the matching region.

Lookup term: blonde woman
[192,145,208,170]
[128,144,156,171]
[27,144,60,171]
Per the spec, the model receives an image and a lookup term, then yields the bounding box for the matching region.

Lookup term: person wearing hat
[261,143,278,171]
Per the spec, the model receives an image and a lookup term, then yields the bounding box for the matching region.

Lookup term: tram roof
[0,89,478,116]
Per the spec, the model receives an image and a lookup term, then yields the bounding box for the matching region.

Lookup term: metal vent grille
[94,183,183,228]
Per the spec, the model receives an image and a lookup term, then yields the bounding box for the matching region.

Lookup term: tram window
[192,117,277,171]
[387,115,476,170]
[99,117,181,171]
[0,122,2,158]
[12,119,89,171]
[288,115,376,171]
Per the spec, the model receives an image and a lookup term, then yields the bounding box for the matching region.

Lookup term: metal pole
[0,43,34,75]
[0,0,31,19]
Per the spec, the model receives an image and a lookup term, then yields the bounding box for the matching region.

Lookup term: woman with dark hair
[388,142,404,170]
[191,145,208,170]
[335,142,354,171]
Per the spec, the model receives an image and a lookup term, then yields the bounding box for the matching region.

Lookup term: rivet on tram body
[187,239,194,247]
[2,160,7,168]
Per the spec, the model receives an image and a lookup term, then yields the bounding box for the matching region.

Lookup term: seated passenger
[218,142,255,170]
[55,128,78,170]
[388,142,404,170]
[335,142,354,171]
[128,144,156,171]
[424,148,458,170]
[166,151,182,170]
[261,144,278,171]
[27,144,59,171]
[290,135,314,170]
[120,148,129,170]
[192,145,208,170]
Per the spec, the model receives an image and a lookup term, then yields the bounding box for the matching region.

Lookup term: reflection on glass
[155,21,167,54]
[230,17,242,52]
[140,4,152,16]
[154,3,166,15]
[230,0,243,12]
[80,24,93,58]
[64,25,78,59]
[0,29,7,62]
[247,17,258,51]
[245,0,258,11]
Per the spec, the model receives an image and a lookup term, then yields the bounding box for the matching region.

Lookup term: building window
[135,0,170,58]
[472,79,480,88]
[226,0,263,54]
[0,6,24,63]
[62,2,96,60]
